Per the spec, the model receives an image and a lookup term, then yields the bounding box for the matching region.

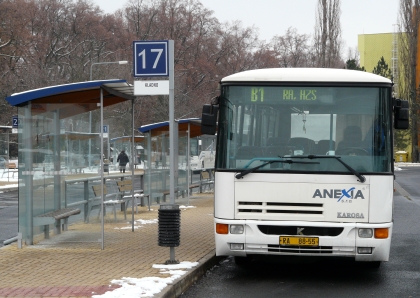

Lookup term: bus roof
[221,68,392,84]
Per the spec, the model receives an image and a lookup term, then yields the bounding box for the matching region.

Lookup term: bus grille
[267,244,333,254]
[238,201,323,214]
[258,225,343,236]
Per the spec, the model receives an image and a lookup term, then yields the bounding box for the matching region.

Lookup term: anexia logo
[312,187,365,202]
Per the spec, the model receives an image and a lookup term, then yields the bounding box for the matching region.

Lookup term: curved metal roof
[6,79,134,106]
[139,118,202,138]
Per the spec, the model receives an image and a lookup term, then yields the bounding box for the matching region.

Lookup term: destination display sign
[226,86,335,104]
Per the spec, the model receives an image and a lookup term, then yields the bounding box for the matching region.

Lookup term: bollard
[158,204,180,264]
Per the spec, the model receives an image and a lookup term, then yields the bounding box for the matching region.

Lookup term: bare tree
[398,0,420,161]
[0,0,279,135]
[271,27,311,67]
[313,0,343,68]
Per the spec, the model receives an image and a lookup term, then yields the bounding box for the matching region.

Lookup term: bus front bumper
[214,219,392,262]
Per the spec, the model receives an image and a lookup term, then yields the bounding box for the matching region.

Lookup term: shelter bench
[70,166,84,174]
[188,183,200,193]
[116,179,145,213]
[89,184,126,222]
[2,163,18,178]
[152,189,184,203]
[199,170,214,192]
[33,207,81,239]
[185,170,214,196]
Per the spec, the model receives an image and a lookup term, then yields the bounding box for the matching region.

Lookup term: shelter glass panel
[17,95,137,248]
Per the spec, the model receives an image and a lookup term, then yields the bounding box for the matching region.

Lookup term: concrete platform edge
[157,249,224,298]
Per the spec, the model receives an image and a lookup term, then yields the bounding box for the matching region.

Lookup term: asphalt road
[0,189,18,246]
[181,167,420,298]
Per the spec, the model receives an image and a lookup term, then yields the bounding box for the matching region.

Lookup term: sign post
[133,40,178,264]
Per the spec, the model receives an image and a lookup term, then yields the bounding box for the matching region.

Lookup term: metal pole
[147,132,151,211]
[53,111,61,235]
[89,112,92,169]
[169,40,175,205]
[187,124,191,205]
[168,40,176,261]
[100,88,104,250]
[89,61,128,170]
[329,114,334,151]
[24,103,33,245]
[7,130,9,160]
[131,99,135,231]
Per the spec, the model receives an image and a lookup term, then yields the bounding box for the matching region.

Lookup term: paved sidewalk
[0,193,218,298]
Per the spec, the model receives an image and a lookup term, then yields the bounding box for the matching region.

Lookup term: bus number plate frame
[279,236,319,247]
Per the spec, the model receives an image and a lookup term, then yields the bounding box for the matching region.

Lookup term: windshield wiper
[235,159,320,179]
[282,155,366,183]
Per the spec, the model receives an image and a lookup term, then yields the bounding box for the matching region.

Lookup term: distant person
[117,150,129,173]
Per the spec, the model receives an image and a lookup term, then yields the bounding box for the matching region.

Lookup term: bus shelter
[139,119,215,206]
[6,80,140,249]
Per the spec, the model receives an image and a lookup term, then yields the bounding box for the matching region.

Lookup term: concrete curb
[395,163,420,167]
[157,249,224,298]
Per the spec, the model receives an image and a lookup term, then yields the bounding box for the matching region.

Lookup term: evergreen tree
[372,56,392,79]
[345,59,365,71]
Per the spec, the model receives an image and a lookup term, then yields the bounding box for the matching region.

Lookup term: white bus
[201,68,409,268]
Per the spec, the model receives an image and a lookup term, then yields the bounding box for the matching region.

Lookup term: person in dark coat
[117,150,129,173]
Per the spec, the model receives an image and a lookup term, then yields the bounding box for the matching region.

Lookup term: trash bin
[395,151,408,162]
[158,204,180,247]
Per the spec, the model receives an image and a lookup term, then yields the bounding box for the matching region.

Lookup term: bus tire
[359,261,381,269]
[234,256,253,267]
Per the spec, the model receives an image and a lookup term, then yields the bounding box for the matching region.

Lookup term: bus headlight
[358,228,373,238]
[230,225,244,234]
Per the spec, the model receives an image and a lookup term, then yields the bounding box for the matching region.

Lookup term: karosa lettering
[337,212,364,218]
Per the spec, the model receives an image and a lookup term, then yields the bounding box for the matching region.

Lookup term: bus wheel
[234,256,253,267]
[360,261,381,269]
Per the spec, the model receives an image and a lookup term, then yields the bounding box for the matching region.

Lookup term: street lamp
[88,60,129,168]
[89,60,129,81]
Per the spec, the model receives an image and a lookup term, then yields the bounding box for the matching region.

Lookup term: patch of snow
[92,262,198,297]
[179,205,196,209]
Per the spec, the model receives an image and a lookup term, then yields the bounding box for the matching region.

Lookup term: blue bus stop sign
[12,116,19,128]
[133,41,169,77]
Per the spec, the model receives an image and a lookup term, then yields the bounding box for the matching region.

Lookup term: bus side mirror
[394,99,409,129]
[201,104,218,135]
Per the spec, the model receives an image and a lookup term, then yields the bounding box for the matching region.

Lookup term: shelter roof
[139,118,202,138]
[5,80,134,119]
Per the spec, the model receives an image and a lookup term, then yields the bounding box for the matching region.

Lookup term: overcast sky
[93,0,400,52]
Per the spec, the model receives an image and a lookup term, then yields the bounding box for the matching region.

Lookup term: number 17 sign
[133,40,169,77]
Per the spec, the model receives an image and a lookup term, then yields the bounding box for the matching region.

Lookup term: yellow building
[358,33,394,72]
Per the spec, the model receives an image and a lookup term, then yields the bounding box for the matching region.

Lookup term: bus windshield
[216,85,392,174]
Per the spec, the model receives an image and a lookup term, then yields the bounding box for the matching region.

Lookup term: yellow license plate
[279,236,319,247]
